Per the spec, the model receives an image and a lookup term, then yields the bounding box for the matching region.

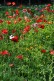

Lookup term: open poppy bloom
[47,4,51,7]
[36,18,43,23]
[38,24,45,29]
[6,20,11,24]
[44,19,47,22]
[23,25,30,34]
[12,2,16,6]
[8,16,13,18]
[16,55,23,60]
[0,50,10,56]
[22,9,27,13]
[11,35,19,42]
[50,50,54,55]
[45,6,50,11]
[15,9,19,15]
[5,11,9,16]
[0,19,3,24]
[2,29,8,34]
[7,2,11,6]
[18,17,22,22]
[41,49,46,53]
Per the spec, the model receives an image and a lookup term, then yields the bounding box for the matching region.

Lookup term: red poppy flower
[23,25,30,34]
[6,21,11,24]
[47,4,51,7]
[7,2,11,6]
[0,50,9,56]
[12,2,16,6]
[0,35,3,40]
[0,19,3,24]
[11,35,18,42]
[45,7,50,11]
[8,16,13,18]
[18,17,22,22]
[16,55,23,60]
[2,29,8,34]
[41,49,46,53]
[38,24,45,29]
[47,9,51,12]
[36,18,43,23]
[50,50,54,55]
[44,19,47,22]
[5,11,9,16]
[15,9,19,15]
[23,9,27,13]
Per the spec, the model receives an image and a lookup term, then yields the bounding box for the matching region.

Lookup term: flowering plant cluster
[0,4,54,81]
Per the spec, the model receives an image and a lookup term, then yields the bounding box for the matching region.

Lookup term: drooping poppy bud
[16,55,23,60]
[41,49,46,53]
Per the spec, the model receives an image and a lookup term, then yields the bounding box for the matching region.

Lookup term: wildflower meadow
[0,3,54,81]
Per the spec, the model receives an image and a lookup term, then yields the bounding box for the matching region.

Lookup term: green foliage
[0,4,54,81]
